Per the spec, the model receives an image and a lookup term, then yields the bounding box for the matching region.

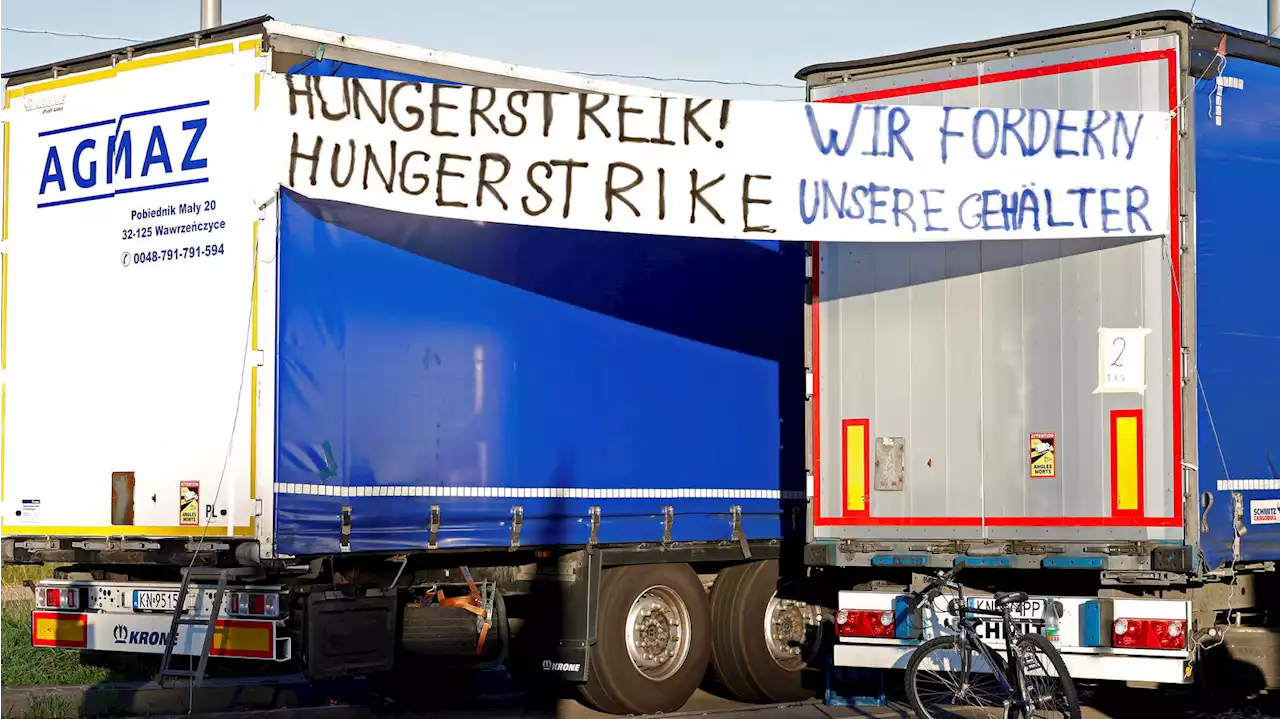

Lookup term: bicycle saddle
[993,591,1029,607]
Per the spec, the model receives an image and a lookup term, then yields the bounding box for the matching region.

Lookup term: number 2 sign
[1096,327,1151,394]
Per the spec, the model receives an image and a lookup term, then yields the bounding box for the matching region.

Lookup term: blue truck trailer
[2,9,1276,716]
[0,17,817,715]
[798,9,1280,696]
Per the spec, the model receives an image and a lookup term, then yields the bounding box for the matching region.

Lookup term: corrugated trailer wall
[809,34,1184,544]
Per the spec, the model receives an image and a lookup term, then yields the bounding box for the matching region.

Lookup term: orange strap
[422,569,492,658]
[459,566,490,657]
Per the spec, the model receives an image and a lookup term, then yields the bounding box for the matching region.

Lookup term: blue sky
[0,1,1268,99]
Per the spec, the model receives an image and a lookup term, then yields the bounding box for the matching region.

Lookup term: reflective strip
[843,419,869,514]
[211,619,274,659]
[275,484,801,500]
[1111,410,1144,515]
[32,611,88,648]
[1217,479,1280,491]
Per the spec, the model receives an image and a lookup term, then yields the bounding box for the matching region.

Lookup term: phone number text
[123,244,225,267]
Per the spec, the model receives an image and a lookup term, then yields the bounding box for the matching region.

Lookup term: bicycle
[902,566,1081,719]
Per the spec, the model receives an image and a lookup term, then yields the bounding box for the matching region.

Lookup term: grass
[2,600,117,686]
[22,694,80,719]
[1,562,62,586]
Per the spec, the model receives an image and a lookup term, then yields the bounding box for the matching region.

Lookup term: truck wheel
[577,563,711,715]
[709,559,820,703]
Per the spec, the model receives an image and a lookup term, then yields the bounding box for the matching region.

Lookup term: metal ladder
[158,567,231,687]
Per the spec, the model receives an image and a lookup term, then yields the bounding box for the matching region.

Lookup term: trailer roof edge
[2,15,274,83]
[794,10,1278,81]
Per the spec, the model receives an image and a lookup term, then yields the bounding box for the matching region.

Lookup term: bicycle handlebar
[906,566,964,610]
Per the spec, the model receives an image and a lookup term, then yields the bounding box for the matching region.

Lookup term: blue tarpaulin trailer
[3,9,1278,715]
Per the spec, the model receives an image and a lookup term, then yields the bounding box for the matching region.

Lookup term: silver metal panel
[909,245,948,515]
[811,35,1181,543]
[944,244,985,522]
[873,437,906,491]
[980,241,1026,520]
[1023,240,1065,519]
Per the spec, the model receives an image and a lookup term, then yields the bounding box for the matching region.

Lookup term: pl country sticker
[1030,433,1056,479]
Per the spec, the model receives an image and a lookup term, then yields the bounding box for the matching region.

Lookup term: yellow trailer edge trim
[5,38,257,101]
[1,525,254,537]
[251,222,259,506]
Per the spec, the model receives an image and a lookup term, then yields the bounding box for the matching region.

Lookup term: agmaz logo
[36,100,211,209]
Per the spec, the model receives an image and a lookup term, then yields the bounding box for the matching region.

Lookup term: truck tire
[709,560,817,703]
[577,563,711,715]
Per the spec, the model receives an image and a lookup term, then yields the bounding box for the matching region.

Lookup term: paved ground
[336,681,1278,719]
[152,688,1280,719]
[6,661,1274,718]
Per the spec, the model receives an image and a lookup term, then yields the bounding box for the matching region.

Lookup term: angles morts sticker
[179,481,200,526]
[1029,433,1056,479]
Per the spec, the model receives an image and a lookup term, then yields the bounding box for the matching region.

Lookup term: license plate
[965,596,1050,642]
[967,595,1048,619]
[132,590,180,612]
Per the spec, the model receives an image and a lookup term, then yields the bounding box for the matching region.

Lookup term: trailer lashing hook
[339,506,352,553]
[587,506,601,554]
[509,506,524,551]
[428,505,441,550]
[730,505,752,560]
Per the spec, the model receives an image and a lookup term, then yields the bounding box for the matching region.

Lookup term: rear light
[1113,618,1186,650]
[834,609,895,638]
[36,587,82,610]
[228,592,279,618]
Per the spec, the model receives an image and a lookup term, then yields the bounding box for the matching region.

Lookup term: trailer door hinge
[805,370,814,399]
[339,506,352,553]
[428,505,441,550]
[586,506,601,553]
[253,499,263,518]
[1181,347,1192,387]
[729,505,752,559]
[509,506,524,551]
[661,506,675,549]
[251,350,265,367]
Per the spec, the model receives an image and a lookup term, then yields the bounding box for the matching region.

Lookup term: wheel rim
[762,592,814,669]
[624,584,692,681]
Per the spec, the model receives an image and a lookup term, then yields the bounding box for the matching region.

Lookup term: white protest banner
[262,75,1172,242]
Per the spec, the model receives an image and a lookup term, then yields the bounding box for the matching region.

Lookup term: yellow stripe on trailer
[843,419,869,514]
[1,525,254,537]
[1111,410,1144,515]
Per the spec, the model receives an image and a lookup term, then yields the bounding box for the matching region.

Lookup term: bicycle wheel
[1012,633,1081,719]
[906,635,1011,719]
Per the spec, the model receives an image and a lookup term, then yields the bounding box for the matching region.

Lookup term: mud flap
[303,589,396,680]
[554,548,601,683]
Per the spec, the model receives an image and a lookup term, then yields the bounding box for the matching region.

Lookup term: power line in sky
[571,71,803,90]
[1,26,143,42]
